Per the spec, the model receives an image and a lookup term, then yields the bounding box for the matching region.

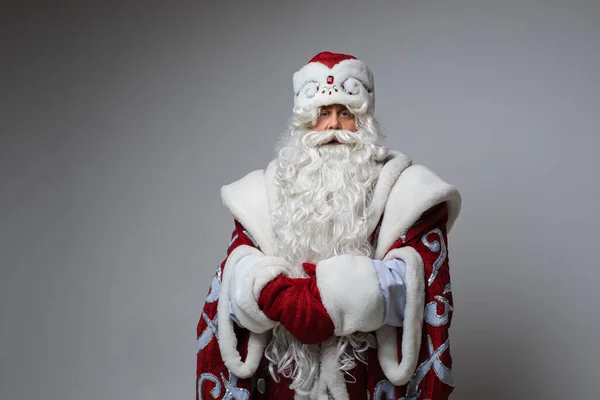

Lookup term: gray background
[1,1,599,399]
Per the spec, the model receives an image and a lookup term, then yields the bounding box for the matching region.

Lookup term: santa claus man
[196,52,462,400]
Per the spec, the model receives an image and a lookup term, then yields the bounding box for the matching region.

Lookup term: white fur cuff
[376,246,425,386]
[225,245,292,333]
[217,245,293,378]
[316,254,385,336]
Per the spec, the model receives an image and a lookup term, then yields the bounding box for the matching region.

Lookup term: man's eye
[320,112,329,117]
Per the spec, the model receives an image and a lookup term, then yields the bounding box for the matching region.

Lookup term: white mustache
[301,130,361,147]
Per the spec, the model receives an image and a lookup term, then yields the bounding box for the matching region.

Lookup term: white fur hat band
[292,52,374,114]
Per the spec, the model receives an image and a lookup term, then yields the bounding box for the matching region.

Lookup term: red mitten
[302,262,317,276]
[257,274,334,344]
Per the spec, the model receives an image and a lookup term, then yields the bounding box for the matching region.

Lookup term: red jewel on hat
[327,76,334,84]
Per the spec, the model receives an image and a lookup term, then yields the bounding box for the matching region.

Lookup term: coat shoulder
[375,164,461,258]
[220,168,275,255]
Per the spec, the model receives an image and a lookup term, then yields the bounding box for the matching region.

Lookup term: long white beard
[265,119,387,394]
[273,128,386,266]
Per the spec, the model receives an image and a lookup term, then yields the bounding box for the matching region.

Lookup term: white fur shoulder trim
[375,165,461,259]
[221,169,275,255]
[367,150,412,235]
[376,246,425,385]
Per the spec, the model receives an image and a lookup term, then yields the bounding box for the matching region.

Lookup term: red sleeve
[257,264,335,344]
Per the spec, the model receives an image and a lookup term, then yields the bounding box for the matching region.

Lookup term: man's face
[313,104,357,132]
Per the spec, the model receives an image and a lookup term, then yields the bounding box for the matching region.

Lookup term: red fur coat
[195,151,461,400]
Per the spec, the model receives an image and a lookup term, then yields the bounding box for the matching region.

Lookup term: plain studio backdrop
[1,1,599,399]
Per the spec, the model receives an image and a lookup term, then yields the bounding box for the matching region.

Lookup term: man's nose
[326,116,340,130]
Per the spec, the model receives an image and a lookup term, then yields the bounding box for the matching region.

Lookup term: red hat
[293,51,374,114]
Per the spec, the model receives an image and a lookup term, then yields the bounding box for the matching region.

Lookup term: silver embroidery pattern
[421,228,447,286]
[196,312,218,354]
[405,336,454,397]
[198,373,221,399]
[373,379,420,400]
[228,233,239,249]
[221,371,251,399]
[198,263,222,354]
[242,229,259,248]
[402,395,420,400]
[197,243,250,400]
[197,371,250,400]
[424,295,454,327]
[205,274,221,303]
[374,379,395,399]
[216,262,223,281]
[442,283,451,294]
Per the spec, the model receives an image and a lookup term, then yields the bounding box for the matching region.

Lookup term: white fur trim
[226,245,293,333]
[292,342,349,400]
[221,170,276,255]
[316,254,385,336]
[221,150,450,261]
[366,150,412,235]
[293,59,373,94]
[217,247,268,378]
[293,59,374,113]
[375,165,462,259]
[376,246,425,386]
[316,342,349,400]
[218,245,295,378]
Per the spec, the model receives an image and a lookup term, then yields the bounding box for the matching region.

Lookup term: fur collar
[220,150,461,257]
